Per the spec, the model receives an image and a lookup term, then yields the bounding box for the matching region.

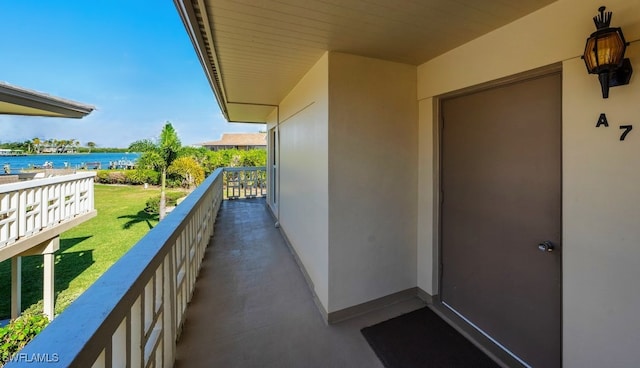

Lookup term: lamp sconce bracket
[609,58,633,87]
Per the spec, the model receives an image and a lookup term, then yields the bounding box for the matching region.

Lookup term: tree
[32,138,41,154]
[43,139,52,153]
[23,140,33,153]
[177,146,216,174]
[86,142,96,153]
[239,149,267,167]
[136,122,181,220]
[128,139,156,153]
[168,156,204,188]
[56,139,66,153]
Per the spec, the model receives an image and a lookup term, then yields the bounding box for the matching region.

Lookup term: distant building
[199,133,266,151]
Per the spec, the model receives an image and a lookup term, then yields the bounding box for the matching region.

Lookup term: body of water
[1,152,141,173]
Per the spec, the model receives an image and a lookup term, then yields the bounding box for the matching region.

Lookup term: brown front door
[440,72,562,367]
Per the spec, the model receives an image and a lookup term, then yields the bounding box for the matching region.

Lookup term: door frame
[269,126,278,208]
[431,63,563,367]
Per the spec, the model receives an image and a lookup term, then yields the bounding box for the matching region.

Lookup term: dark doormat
[361,307,500,368]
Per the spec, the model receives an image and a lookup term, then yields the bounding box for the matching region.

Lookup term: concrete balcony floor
[175,198,426,367]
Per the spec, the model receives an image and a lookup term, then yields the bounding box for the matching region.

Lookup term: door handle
[538,241,554,252]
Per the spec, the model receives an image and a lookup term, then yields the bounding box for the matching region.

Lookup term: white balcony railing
[223,166,267,199]
[5,168,224,367]
[0,172,96,252]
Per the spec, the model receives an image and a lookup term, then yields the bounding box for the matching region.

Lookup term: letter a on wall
[596,113,609,127]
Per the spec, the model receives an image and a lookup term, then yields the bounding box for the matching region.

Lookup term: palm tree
[52,139,60,153]
[43,139,52,153]
[135,122,181,220]
[68,139,78,153]
[86,142,96,153]
[32,138,41,154]
[63,139,71,153]
[23,140,33,153]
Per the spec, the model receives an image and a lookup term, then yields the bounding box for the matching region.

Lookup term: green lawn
[0,184,180,319]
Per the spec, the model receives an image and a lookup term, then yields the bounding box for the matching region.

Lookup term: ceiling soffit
[176,0,556,122]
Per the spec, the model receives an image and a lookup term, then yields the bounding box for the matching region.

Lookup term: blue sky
[0,1,264,148]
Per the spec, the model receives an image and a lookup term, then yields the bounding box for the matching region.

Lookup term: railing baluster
[18,189,26,237]
[221,167,266,200]
[131,297,143,368]
[112,319,127,368]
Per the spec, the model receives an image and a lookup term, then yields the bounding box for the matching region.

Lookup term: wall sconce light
[582,6,633,98]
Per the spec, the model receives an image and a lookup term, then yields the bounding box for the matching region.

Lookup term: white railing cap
[223,166,266,172]
[0,172,96,193]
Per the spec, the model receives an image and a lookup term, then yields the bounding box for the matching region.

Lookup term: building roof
[200,133,267,147]
[174,0,555,123]
[0,81,95,118]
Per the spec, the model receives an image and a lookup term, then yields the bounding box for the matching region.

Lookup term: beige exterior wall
[327,52,418,312]
[268,53,330,308]
[416,0,640,366]
[562,48,640,367]
[267,52,419,314]
[266,1,640,360]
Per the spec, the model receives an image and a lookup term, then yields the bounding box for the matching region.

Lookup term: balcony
[6,168,425,367]
[174,198,425,367]
[0,172,97,320]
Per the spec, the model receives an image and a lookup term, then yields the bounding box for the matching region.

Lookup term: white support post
[43,252,55,321]
[11,256,21,319]
[42,237,59,321]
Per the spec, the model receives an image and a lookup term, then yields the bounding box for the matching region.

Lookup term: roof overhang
[0,82,95,118]
[174,0,556,124]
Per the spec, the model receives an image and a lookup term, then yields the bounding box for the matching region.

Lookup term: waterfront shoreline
[1,152,140,173]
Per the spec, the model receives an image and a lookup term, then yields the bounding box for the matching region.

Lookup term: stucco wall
[272,53,330,308]
[416,0,640,366]
[327,52,418,312]
[562,46,640,367]
[270,52,419,313]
